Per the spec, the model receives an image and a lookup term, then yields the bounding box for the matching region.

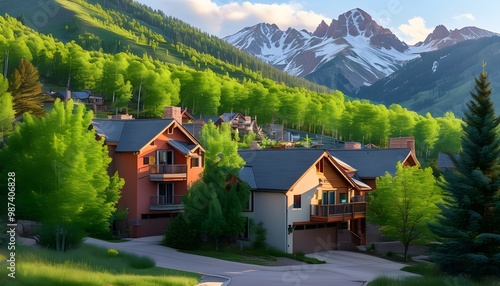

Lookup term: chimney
[345,142,362,150]
[389,137,415,156]
[164,106,182,124]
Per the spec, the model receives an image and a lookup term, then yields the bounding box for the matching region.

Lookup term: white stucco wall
[252,191,287,252]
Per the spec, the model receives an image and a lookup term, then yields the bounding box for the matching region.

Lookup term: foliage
[179,122,250,248]
[0,244,199,285]
[8,58,44,118]
[0,100,124,251]
[252,221,267,249]
[163,214,200,250]
[0,13,466,161]
[367,163,442,261]
[0,75,14,138]
[429,67,500,278]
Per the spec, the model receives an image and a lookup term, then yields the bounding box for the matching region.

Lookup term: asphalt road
[84,236,417,286]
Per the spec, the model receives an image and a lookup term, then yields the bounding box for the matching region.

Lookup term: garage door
[293,223,337,254]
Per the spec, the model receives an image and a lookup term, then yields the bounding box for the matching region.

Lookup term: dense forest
[0,14,463,161]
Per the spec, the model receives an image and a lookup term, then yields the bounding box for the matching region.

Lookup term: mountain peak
[416,24,499,49]
[312,20,329,37]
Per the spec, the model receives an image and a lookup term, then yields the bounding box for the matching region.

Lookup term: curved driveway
[84,236,417,286]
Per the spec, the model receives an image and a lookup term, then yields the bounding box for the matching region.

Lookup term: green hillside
[0,0,329,93]
[357,36,500,117]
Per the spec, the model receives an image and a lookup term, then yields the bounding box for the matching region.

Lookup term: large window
[322,191,336,205]
[158,183,174,204]
[293,195,302,209]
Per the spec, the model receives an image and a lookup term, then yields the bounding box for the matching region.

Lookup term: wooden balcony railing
[149,164,187,174]
[310,202,367,222]
[150,195,183,210]
[149,164,187,181]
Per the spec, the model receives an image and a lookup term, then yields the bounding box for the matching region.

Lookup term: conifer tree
[9,58,44,118]
[430,65,500,278]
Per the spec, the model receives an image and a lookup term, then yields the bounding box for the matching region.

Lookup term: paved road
[84,236,417,286]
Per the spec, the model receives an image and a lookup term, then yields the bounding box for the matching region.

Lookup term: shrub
[164,215,200,250]
[128,254,156,269]
[252,221,267,249]
[37,224,85,252]
[107,249,119,256]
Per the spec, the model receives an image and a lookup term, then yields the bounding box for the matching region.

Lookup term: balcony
[149,164,187,181]
[310,202,367,223]
[150,195,183,211]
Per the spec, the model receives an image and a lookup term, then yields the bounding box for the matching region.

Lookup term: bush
[128,254,156,269]
[107,248,119,257]
[252,221,267,249]
[37,224,85,251]
[164,215,200,250]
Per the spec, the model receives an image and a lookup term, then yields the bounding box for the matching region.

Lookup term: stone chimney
[389,137,415,156]
[344,142,362,150]
[164,106,182,124]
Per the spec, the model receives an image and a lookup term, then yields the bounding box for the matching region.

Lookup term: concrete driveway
[84,236,417,286]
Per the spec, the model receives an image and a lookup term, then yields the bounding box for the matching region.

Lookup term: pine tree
[430,65,500,278]
[9,58,44,118]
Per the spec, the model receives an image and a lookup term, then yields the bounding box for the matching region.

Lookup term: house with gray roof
[92,117,204,238]
[238,148,371,254]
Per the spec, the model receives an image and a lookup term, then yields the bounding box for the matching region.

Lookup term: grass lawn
[0,244,200,286]
[369,262,500,286]
[182,244,325,266]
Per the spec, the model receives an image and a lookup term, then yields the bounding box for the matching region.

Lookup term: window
[158,183,174,204]
[293,195,301,209]
[340,193,348,204]
[190,156,203,168]
[243,191,253,212]
[322,191,336,205]
[157,150,173,165]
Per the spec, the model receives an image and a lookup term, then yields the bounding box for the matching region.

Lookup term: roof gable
[329,148,419,178]
[238,149,369,192]
[92,119,203,153]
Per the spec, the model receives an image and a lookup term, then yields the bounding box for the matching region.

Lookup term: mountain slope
[225,8,417,94]
[356,36,500,116]
[225,8,498,96]
[0,0,330,93]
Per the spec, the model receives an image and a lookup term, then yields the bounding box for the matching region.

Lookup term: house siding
[252,192,287,253]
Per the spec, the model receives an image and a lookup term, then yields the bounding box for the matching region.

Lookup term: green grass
[0,244,200,286]
[182,245,325,266]
[369,262,500,286]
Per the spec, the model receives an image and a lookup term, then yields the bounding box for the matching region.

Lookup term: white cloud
[397,17,433,45]
[453,13,475,21]
[141,0,330,38]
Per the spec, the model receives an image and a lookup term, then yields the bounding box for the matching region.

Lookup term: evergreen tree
[9,58,44,118]
[430,66,500,278]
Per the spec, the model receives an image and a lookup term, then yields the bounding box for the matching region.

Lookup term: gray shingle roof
[329,148,414,178]
[92,119,174,152]
[168,140,197,155]
[238,149,325,191]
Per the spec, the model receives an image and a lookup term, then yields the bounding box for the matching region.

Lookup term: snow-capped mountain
[224,8,498,94]
[415,25,499,50]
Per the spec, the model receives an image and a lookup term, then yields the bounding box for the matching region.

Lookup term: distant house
[216,112,260,135]
[50,89,92,103]
[329,148,419,190]
[437,152,456,173]
[238,149,372,254]
[92,107,204,238]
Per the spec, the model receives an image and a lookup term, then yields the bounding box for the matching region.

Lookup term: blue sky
[137,0,500,44]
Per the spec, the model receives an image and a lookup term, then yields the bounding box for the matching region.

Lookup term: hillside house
[238,149,372,254]
[92,107,204,237]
